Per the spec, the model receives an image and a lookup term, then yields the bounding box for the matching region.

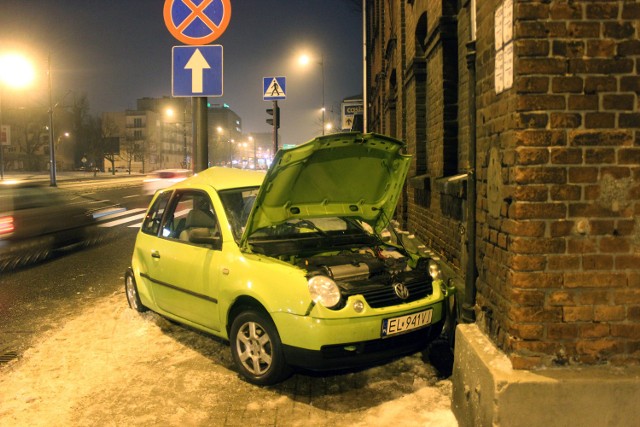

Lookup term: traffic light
[266,105,280,129]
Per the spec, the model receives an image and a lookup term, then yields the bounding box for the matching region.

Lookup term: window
[160,191,221,247]
[218,187,259,241]
[141,191,172,236]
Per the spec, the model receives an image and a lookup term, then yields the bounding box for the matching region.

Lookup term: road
[0,177,457,426]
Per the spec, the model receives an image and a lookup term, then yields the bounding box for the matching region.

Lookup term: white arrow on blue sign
[263,76,286,100]
[172,45,223,97]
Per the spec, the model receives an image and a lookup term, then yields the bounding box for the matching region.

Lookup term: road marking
[98,210,147,228]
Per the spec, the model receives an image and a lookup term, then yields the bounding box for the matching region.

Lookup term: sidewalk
[0,170,145,183]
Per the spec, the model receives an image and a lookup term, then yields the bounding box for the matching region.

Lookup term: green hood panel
[243,133,411,241]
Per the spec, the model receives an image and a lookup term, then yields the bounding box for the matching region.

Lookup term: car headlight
[428,260,442,280]
[308,275,341,309]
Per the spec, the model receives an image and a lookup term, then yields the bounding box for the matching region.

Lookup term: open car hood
[241,133,411,244]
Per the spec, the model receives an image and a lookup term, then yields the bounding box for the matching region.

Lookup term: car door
[139,189,224,332]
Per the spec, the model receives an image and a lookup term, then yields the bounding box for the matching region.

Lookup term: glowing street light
[298,52,325,135]
[0,53,35,180]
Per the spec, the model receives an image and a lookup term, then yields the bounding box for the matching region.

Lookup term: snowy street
[0,290,457,426]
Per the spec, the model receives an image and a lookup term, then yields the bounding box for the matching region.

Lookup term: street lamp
[298,53,325,135]
[165,105,189,169]
[0,52,35,180]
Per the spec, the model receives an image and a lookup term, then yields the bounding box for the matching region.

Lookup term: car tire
[125,272,148,313]
[230,310,292,386]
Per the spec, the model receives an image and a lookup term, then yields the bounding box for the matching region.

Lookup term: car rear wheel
[230,310,292,385]
[125,273,147,313]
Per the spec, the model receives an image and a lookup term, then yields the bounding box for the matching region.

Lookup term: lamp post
[47,55,57,186]
[299,53,325,135]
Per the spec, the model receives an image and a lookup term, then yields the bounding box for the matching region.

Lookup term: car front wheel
[230,310,292,385]
[125,272,147,313]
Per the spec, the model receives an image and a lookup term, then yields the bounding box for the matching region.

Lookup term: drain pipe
[462,1,478,323]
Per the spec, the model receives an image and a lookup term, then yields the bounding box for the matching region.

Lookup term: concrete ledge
[451,324,640,427]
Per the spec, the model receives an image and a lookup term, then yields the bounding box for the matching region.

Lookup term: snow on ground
[0,290,457,426]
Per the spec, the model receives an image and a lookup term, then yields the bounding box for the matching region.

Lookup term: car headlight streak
[308,275,341,309]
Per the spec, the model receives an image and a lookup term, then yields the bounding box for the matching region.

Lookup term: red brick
[565,272,627,288]
[510,236,566,254]
[510,185,549,202]
[563,306,593,322]
[547,290,576,306]
[510,288,546,306]
[585,148,615,164]
[582,255,614,270]
[548,255,581,270]
[600,236,631,253]
[511,254,547,271]
[550,2,582,19]
[547,323,579,340]
[509,271,563,289]
[552,76,584,93]
[616,255,640,269]
[603,94,635,111]
[550,148,583,164]
[611,324,640,338]
[513,167,566,184]
[550,220,575,237]
[584,76,617,93]
[594,305,626,322]
[550,113,581,128]
[614,289,640,305]
[619,113,640,128]
[502,219,546,237]
[587,39,616,57]
[569,95,599,110]
[576,290,612,305]
[550,185,581,201]
[510,324,544,340]
[517,95,566,112]
[568,238,597,254]
[619,148,640,164]
[586,3,619,19]
[516,148,549,165]
[552,40,585,58]
[585,112,616,129]
[568,167,598,183]
[509,306,562,323]
[510,203,567,220]
[579,323,611,338]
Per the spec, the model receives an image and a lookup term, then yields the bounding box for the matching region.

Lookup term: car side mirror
[188,228,222,249]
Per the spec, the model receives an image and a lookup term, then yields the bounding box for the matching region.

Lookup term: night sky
[0,0,363,145]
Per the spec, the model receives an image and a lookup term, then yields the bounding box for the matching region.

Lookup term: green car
[126,132,454,385]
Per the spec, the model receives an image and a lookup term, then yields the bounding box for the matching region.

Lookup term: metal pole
[321,54,325,135]
[183,103,188,169]
[362,0,368,133]
[273,100,278,152]
[193,97,208,172]
[47,54,57,187]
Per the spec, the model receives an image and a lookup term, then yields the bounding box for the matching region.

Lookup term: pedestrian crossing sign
[263,76,286,100]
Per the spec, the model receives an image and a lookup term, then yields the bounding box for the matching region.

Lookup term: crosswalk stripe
[98,212,147,228]
[97,207,146,221]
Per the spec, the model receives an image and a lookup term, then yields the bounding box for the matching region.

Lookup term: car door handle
[151,250,160,259]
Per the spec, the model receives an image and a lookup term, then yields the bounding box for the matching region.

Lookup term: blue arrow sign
[172,45,223,97]
[263,76,286,100]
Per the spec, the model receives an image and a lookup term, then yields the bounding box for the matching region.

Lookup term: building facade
[365,0,639,381]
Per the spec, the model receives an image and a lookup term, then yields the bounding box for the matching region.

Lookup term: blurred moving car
[125,133,454,385]
[0,180,105,270]
[142,169,193,195]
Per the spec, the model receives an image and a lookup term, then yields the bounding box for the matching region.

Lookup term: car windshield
[218,187,260,241]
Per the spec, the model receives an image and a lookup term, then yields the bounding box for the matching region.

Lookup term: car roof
[177,167,266,192]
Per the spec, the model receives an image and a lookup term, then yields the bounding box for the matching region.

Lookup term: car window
[160,190,221,247]
[141,191,172,236]
[218,187,259,241]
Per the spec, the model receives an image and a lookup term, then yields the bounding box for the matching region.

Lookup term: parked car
[0,180,105,270]
[125,133,454,385]
[142,168,193,195]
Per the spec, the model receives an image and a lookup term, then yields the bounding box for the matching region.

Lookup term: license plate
[381,309,433,337]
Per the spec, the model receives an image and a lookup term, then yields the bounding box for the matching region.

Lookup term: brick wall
[475,0,640,368]
[367,0,640,369]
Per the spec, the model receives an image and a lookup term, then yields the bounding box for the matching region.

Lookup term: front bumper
[272,297,447,371]
[282,319,445,371]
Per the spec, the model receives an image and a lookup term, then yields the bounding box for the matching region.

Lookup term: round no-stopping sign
[163,0,231,45]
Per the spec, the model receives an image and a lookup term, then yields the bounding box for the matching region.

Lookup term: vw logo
[393,283,410,300]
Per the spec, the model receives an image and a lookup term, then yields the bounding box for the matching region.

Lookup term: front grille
[341,276,433,309]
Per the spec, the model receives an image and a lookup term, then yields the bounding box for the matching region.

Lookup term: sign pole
[193,97,208,172]
[273,100,278,153]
